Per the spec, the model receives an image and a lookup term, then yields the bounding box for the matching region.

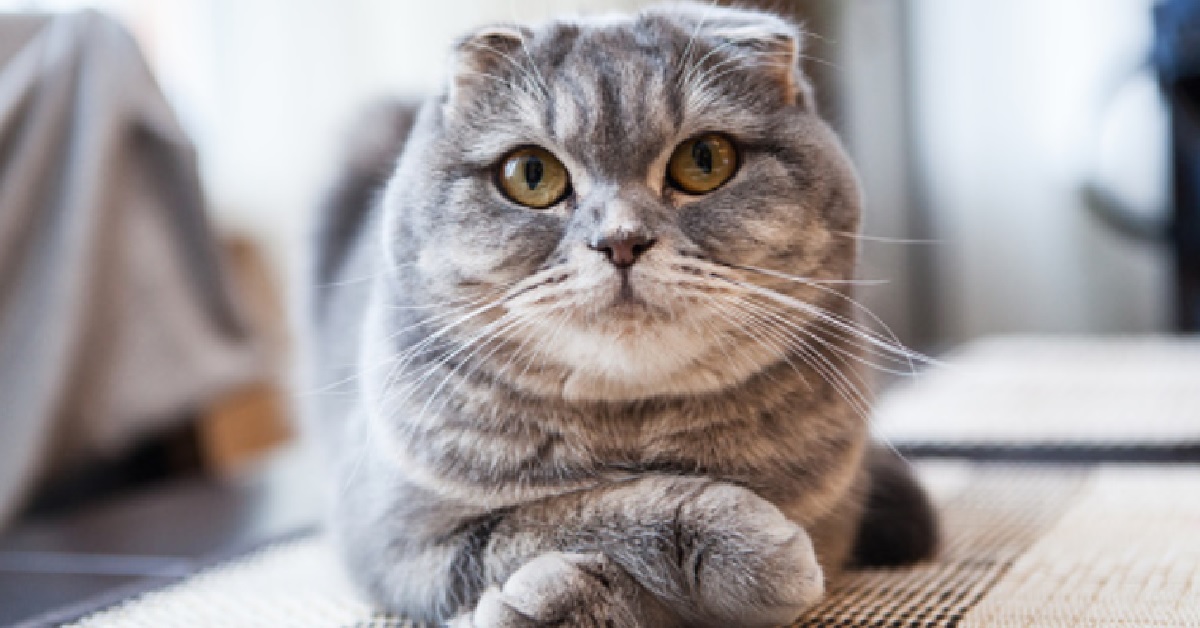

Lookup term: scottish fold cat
[305,4,937,626]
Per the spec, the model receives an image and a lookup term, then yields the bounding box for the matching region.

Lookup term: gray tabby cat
[305,4,937,627]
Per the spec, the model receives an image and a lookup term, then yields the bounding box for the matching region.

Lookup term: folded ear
[447,23,535,107]
[674,7,813,109]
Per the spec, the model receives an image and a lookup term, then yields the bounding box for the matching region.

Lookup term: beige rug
[70,462,1200,627]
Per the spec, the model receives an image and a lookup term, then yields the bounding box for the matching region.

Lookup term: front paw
[678,484,824,628]
[456,552,664,628]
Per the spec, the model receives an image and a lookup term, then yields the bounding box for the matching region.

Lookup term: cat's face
[381,5,861,401]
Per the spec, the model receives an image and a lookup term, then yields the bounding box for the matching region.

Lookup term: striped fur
[303,4,935,626]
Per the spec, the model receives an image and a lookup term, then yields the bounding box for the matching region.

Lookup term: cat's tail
[850,446,941,567]
[311,100,420,291]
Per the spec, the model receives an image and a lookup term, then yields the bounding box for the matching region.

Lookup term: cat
[303,4,938,627]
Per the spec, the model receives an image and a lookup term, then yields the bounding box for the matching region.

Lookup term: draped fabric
[0,11,260,525]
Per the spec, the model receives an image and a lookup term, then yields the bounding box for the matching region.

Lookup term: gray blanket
[0,11,260,524]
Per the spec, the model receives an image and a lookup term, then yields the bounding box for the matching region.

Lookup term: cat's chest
[560,405,836,482]
[400,372,860,504]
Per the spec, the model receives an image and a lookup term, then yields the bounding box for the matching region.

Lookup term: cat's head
[380,4,861,402]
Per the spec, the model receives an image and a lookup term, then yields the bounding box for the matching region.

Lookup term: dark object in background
[24,422,203,517]
[1087,0,1200,331]
[1156,0,1200,331]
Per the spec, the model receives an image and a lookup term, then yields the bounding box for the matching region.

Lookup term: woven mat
[70,462,1200,627]
[876,336,1200,458]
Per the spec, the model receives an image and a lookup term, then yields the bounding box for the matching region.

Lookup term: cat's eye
[497,146,571,209]
[667,133,738,194]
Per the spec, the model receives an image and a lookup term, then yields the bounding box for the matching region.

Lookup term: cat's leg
[342,474,822,625]
[457,475,823,628]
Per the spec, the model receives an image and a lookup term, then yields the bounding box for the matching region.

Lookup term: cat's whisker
[750,307,912,464]
[377,304,494,376]
[308,293,498,396]
[804,314,923,372]
[666,257,920,367]
[721,262,888,286]
[799,301,932,370]
[385,293,492,315]
[384,309,510,389]
[797,53,837,70]
[703,294,804,391]
[416,311,542,426]
[382,285,519,356]
[430,302,575,415]
[723,295,876,426]
[485,313,543,386]
[758,318,929,464]
[507,305,575,386]
[723,277,934,367]
[435,311,552,415]
[303,297,497,397]
[729,294,916,378]
[678,265,923,379]
[797,26,832,45]
[690,307,755,384]
[500,267,579,304]
[318,264,411,288]
[380,310,524,419]
[833,231,942,245]
[723,262,923,374]
[792,341,900,460]
[719,296,818,379]
[377,296,513,397]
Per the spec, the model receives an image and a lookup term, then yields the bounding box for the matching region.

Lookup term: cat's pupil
[524,158,544,190]
[692,141,713,175]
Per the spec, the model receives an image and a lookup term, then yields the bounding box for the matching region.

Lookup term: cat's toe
[465,552,652,628]
[685,485,825,627]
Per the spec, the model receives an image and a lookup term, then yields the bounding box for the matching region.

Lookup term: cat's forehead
[459,10,786,179]
[540,14,772,121]
[534,21,680,177]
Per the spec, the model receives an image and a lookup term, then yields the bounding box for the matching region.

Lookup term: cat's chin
[531,316,782,403]
[559,367,746,402]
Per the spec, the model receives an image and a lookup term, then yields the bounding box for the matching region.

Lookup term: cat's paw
[457,552,658,628]
[678,484,824,628]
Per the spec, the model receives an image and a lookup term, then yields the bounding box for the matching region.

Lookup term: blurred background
[0,0,1190,624]
[3,0,1174,339]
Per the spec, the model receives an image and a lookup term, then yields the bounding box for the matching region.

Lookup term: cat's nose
[589,232,657,268]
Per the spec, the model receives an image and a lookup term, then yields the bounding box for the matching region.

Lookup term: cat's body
[304,5,936,627]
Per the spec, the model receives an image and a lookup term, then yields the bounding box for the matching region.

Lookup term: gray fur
[303,4,935,626]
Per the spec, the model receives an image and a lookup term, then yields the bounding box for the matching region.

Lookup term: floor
[0,448,318,627]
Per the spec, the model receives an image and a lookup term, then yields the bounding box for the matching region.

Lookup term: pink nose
[590,233,657,268]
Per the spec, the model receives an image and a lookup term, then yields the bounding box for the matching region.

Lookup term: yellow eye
[497,147,570,209]
[667,134,738,194]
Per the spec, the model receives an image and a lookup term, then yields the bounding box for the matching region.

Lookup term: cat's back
[304,101,419,440]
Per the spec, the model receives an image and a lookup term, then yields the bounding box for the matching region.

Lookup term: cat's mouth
[602,270,663,319]
[612,271,643,306]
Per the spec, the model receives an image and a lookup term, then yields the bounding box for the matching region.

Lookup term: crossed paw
[454,484,823,627]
